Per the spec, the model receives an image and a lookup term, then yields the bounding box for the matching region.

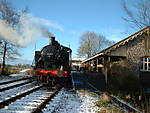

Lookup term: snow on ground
[0,75,29,83]
[11,69,31,76]
[19,69,31,73]
[0,81,38,102]
[0,69,31,83]
[0,79,32,89]
[43,88,102,113]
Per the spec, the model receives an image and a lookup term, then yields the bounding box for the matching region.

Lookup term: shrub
[108,60,141,92]
[95,100,105,107]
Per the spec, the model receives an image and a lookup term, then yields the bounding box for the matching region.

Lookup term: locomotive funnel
[49,36,55,45]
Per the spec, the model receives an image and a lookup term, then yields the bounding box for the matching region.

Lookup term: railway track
[0,80,34,92]
[0,81,62,113]
[71,72,142,112]
[0,80,38,102]
[0,77,33,85]
[87,82,141,113]
[31,86,62,113]
[0,85,43,108]
[110,95,141,113]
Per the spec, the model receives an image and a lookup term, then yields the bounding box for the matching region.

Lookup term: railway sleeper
[0,85,44,109]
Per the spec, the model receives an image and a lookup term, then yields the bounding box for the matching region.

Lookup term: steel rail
[0,80,35,92]
[110,95,141,113]
[0,77,33,85]
[87,81,141,113]
[0,85,44,109]
[31,86,62,113]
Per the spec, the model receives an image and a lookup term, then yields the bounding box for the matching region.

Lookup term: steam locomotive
[33,36,72,85]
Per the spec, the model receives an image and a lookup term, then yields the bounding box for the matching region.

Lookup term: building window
[141,57,150,71]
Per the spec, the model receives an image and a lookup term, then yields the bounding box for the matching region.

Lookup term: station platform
[71,71,106,92]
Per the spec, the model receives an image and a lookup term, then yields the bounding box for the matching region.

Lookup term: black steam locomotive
[33,36,72,84]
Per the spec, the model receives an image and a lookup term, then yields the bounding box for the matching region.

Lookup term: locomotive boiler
[33,36,72,84]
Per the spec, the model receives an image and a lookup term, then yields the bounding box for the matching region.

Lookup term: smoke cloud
[0,20,20,45]
[0,13,63,46]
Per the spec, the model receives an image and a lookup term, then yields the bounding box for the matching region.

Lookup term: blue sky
[11,0,136,64]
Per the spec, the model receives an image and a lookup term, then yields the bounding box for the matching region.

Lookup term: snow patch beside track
[43,88,101,113]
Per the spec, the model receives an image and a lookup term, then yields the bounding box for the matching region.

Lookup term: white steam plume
[0,20,20,44]
[0,13,63,46]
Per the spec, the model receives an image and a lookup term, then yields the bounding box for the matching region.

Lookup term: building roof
[82,26,150,63]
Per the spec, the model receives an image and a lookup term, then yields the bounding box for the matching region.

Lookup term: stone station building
[82,26,150,87]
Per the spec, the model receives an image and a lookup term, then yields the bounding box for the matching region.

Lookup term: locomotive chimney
[49,36,55,45]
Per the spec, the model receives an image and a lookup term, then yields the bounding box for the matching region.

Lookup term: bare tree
[77,32,114,57]
[122,0,150,30]
[0,0,25,74]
